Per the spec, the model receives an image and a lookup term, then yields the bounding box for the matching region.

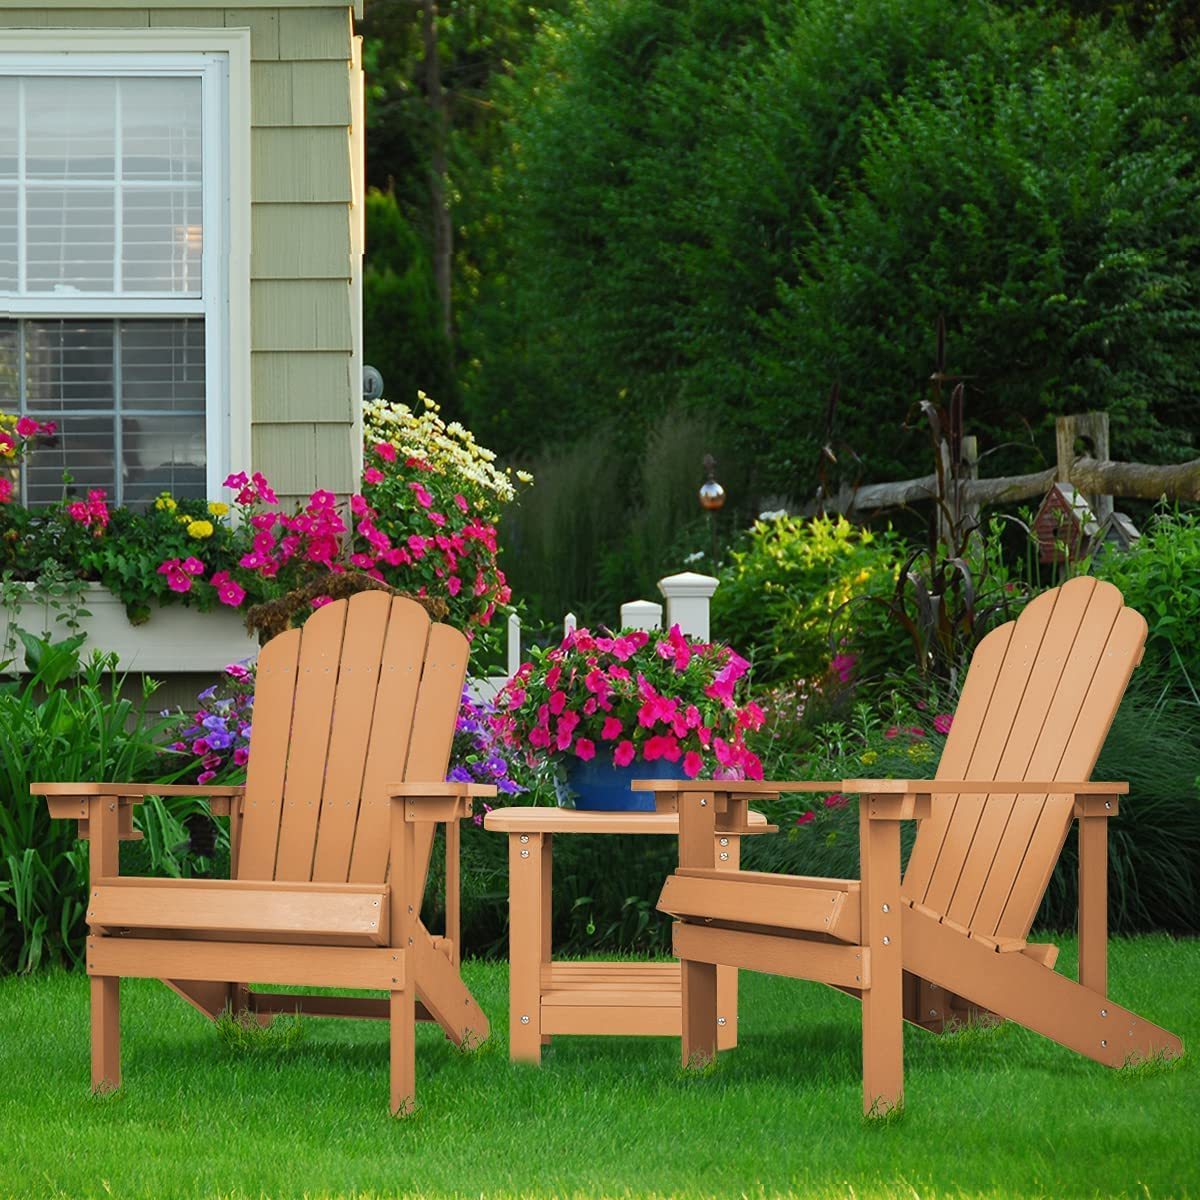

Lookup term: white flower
[684,550,706,564]
[758,509,789,521]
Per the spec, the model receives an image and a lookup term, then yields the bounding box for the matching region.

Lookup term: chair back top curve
[902,576,1145,941]
[234,591,468,884]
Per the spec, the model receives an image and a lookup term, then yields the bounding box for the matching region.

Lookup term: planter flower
[0,395,530,662]
[493,624,766,811]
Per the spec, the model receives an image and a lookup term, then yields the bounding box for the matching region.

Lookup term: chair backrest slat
[236,593,467,888]
[311,591,392,881]
[901,577,1145,940]
[236,628,301,879]
[271,600,347,881]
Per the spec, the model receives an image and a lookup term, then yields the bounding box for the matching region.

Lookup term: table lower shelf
[540,961,682,1036]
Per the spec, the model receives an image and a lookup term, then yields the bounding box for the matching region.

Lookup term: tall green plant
[0,635,175,972]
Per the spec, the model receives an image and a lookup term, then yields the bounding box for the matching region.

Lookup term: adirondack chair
[642,576,1183,1114]
[33,591,491,1115]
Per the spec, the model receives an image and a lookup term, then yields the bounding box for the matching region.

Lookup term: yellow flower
[187,519,214,540]
[860,750,878,765]
[207,502,229,517]
[177,515,191,525]
[155,494,177,511]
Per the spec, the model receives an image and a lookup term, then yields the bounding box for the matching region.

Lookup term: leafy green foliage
[363,189,454,405]
[1091,507,1200,676]
[0,636,176,972]
[713,516,902,685]
[461,0,1200,504]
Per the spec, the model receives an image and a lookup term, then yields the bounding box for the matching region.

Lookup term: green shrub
[0,635,176,972]
[712,515,902,685]
[1091,507,1200,678]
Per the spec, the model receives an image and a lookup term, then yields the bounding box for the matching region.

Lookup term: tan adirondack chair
[642,576,1183,1114]
[33,591,491,1115]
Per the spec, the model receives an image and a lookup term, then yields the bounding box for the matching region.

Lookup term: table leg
[541,833,553,1046]
[715,832,739,1050]
[509,831,545,1062]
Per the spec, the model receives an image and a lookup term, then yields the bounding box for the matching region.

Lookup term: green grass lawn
[0,936,1196,1200]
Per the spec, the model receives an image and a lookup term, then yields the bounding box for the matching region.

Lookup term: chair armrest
[388,781,497,822]
[34,783,246,821]
[840,778,1128,795]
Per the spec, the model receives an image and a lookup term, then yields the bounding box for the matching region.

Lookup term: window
[0,55,232,507]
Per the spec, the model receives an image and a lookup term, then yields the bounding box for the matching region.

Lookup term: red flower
[796,811,815,825]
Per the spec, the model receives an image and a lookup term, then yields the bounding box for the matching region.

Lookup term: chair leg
[91,975,121,1094]
[681,957,718,1069]
[389,986,416,1116]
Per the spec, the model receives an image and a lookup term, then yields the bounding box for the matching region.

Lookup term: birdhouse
[1091,512,1141,560]
[1033,484,1099,563]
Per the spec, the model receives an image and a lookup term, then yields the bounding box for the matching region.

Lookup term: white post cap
[620,599,663,631]
[658,571,720,642]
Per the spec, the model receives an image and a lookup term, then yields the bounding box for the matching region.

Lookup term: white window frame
[0,30,251,501]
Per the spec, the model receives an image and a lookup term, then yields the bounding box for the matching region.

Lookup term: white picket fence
[471,570,719,700]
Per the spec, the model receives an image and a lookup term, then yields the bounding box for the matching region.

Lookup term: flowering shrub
[164,663,255,785]
[713,514,901,685]
[493,625,766,781]
[449,686,527,825]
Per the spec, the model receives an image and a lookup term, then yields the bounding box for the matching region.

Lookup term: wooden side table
[484,805,771,1062]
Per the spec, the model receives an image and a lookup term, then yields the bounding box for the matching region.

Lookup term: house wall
[0,0,365,504]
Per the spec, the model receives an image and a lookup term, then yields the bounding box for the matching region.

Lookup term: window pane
[26,187,116,293]
[0,320,17,403]
[24,76,116,180]
[121,319,206,412]
[0,189,16,291]
[120,77,202,183]
[0,78,17,180]
[6,318,206,507]
[23,320,115,414]
[23,417,116,507]
[122,186,203,292]
[121,413,206,507]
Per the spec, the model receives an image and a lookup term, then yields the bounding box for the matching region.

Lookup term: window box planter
[2,583,259,674]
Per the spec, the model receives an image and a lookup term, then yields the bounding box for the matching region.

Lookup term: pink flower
[830,653,857,683]
[15,416,38,437]
[575,738,596,762]
[428,511,446,527]
[908,727,925,738]
[0,478,11,505]
[548,690,567,715]
[375,442,397,462]
[447,575,462,597]
[182,557,205,576]
[233,747,250,767]
[683,751,703,779]
[644,735,681,763]
[507,688,527,710]
[613,740,636,768]
[454,493,469,513]
[67,501,91,524]
[885,726,900,739]
[210,570,246,608]
[311,595,334,609]
[933,713,953,735]
[824,792,848,808]
[158,558,197,593]
[795,811,815,826]
[409,482,433,509]
[197,770,217,786]
[601,716,623,740]
[363,467,384,484]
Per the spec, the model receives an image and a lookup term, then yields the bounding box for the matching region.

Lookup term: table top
[484,806,771,836]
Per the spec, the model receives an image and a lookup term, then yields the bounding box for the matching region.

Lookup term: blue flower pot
[558,757,687,812]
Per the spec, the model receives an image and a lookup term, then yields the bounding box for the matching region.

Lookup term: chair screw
[717,1017,727,1026]
[882,903,890,913]
[719,838,729,847]
[1100,1009,1108,1017]
[520,1015,530,1024]
[1101,1039,1108,1048]
[882,936,891,945]
[520,835,529,843]
[929,1009,938,1019]
[521,850,529,858]
[700,798,708,807]
[719,852,729,861]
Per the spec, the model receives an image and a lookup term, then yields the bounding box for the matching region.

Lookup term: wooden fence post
[1057,413,1112,523]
